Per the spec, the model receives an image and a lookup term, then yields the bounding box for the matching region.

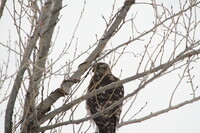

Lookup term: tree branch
[118,96,200,127]
[21,0,63,132]
[38,46,200,125]
[0,0,7,19]
[4,0,51,131]
[29,0,136,126]
[36,95,200,132]
[106,1,200,52]
[36,46,200,131]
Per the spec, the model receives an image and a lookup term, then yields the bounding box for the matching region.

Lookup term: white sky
[0,0,200,133]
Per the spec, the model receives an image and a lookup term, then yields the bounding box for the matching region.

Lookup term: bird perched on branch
[86,62,124,133]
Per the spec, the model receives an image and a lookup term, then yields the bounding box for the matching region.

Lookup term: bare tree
[1,0,200,133]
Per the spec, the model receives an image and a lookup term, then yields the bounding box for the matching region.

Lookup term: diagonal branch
[105,1,200,53]
[31,0,136,125]
[36,95,200,132]
[38,47,200,125]
[4,0,53,132]
[0,0,7,19]
[37,47,200,131]
[118,95,200,127]
[21,0,63,132]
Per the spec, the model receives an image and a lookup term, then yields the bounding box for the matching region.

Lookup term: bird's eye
[97,67,106,70]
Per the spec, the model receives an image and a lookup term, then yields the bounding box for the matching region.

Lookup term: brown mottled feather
[86,63,124,133]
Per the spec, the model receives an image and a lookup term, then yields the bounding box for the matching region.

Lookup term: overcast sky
[0,0,200,133]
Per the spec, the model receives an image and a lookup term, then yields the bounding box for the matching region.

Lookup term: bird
[86,62,124,133]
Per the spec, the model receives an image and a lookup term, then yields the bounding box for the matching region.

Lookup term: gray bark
[26,0,136,129]
[0,0,7,19]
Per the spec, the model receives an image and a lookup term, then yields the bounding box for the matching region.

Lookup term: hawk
[86,62,124,133]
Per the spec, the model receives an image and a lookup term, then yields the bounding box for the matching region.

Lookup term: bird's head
[92,62,111,76]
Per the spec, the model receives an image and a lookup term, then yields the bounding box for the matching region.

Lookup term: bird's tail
[97,123,116,133]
